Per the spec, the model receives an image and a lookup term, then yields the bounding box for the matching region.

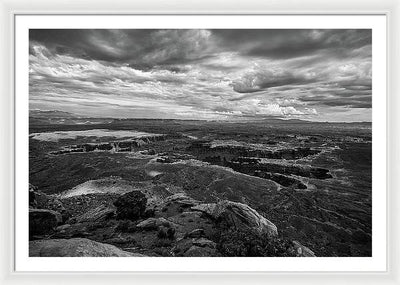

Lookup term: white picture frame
[1,0,399,284]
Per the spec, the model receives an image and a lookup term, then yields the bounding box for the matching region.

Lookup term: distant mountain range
[29,110,372,125]
[30,110,78,119]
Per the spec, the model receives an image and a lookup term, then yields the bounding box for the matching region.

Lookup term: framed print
[1,0,399,284]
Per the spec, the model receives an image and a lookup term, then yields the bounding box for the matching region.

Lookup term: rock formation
[191,200,278,237]
[186,140,332,190]
[29,238,145,257]
[28,182,315,257]
[50,135,167,155]
[188,140,321,160]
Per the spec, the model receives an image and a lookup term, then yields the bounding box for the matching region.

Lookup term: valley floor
[28,119,372,257]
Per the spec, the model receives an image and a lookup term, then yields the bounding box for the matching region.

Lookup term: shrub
[115,219,137,232]
[157,226,175,240]
[113,191,147,220]
[153,238,174,248]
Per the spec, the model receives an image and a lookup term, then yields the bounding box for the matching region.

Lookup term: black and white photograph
[27,28,374,258]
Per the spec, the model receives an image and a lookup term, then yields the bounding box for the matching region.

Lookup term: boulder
[73,204,116,224]
[114,191,147,220]
[184,245,217,257]
[136,217,172,230]
[186,228,205,238]
[29,238,145,257]
[29,209,62,237]
[173,238,193,256]
[192,237,216,249]
[173,237,217,257]
[55,224,72,232]
[165,211,217,240]
[192,200,278,237]
[155,193,201,218]
[292,241,315,257]
[191,203,217,215]
[53,223,91,239]
[164,193,200,206]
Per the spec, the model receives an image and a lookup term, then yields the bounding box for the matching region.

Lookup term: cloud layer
[29,29,372,122]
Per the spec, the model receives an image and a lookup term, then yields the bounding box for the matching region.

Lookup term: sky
[29,29,372,122]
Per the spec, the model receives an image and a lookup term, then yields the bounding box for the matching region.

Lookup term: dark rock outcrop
[156,153,195,164]
[228,159,332,180]
[189,141,321,160]
[50,135,167,155]
[187,140,331,188]
[254,171,307,189]
[114,191,147,220]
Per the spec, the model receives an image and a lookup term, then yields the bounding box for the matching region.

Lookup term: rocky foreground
[29,182,314,257]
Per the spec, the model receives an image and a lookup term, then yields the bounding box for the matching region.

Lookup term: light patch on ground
[145,170,164,177]
[29,129,163,142]
[182,134,198,140]
[127,151,158,160]
[59,177,143,198]
[171,159,210,167]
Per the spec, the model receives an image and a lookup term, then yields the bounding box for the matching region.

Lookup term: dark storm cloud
[212,29,371,59]
[30,29,155,62]
[30,29,371,66]
[230,69,316,93]
[30,29,215,68]
[299,92,371,108]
